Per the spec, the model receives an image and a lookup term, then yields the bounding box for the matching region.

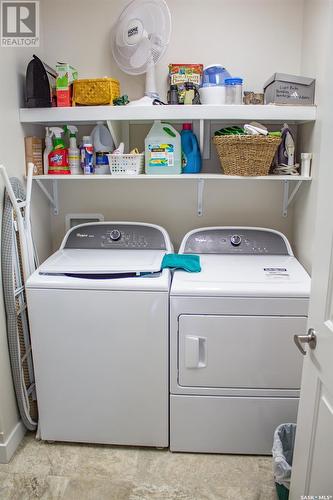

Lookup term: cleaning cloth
[161,254,201,273]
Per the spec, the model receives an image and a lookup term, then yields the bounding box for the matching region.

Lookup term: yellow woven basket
[213,135,281,176]
[72,78,120,106]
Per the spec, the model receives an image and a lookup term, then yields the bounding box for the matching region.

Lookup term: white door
[290,24,333,498]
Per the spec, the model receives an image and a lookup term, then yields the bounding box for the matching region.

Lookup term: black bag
[25,54,57,108]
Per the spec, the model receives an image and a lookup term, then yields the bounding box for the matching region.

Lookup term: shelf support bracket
[35,179,59,216]
[282,179,303,217]
[197,178,205,216]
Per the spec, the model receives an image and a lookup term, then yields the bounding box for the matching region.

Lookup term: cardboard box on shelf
[168,64,203,104]
[56,62,78,107]
[24,137,44,175]
[264,73,315,105]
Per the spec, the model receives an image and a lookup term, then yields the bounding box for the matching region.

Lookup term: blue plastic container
[201,65,231,87]
[181,123,202,174]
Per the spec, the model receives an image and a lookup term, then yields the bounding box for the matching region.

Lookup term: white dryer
[170,227,311,454]
[26,222,172,447]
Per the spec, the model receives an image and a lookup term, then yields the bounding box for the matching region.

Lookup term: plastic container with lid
[145,121,181,175]
[225,77,243,104]
[201,65,231,87]
[91,122,114,175]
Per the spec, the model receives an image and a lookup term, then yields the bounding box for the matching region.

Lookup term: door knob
[294,328,317,356]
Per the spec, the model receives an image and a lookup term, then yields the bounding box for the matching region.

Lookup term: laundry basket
[213,135,281,176]
[72,78,120,106]
[107,153,145,175]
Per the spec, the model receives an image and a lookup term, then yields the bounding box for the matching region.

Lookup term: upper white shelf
[19,104,316,124]
[32,174,311,181]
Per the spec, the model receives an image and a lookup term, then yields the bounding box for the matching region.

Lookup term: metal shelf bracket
[283,179,303,217]
[197,178,205,216]
[35,179,59,216]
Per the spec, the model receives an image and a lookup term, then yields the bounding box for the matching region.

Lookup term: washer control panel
[183,229,290,255]
[64,224,167,250]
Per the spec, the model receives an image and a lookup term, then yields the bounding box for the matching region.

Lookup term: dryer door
[178,315,305,389]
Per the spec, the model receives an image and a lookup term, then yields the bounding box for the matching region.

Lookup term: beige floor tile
[61,477,133,500]
[0,472,69,500]
[0,435,278,500]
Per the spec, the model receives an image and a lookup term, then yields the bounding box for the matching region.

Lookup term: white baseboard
[0,421,26,463]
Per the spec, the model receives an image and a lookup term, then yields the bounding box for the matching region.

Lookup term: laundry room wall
[40,0,305,251]
[0,4,52,460]
[292,0,331,273]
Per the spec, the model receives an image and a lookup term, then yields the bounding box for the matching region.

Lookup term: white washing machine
[170,227,311,454]
[26,222,172,447]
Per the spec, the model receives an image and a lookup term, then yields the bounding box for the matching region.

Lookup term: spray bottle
[48,127,70,175]
[43,127,53,175]
[65,125,80,175]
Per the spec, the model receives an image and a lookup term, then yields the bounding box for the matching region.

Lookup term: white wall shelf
[24,105,314,218]
[32,174,311,218]
[20,104,316,125]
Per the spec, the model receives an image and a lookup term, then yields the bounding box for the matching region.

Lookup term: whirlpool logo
[1,1,40,47]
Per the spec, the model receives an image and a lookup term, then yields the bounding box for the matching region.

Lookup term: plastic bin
[272,423,297,500]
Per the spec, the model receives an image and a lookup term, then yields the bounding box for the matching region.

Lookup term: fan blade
[129,37,151,69]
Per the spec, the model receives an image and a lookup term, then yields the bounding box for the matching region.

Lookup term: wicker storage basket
[213,135,281,176]
[72,78,120,106]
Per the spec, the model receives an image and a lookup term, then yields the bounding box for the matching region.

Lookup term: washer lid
[38,249,167,275]
[171,255,311,298]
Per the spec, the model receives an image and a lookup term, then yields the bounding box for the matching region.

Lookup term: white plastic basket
[107,153,144,175]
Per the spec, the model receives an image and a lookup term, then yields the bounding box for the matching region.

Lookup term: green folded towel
[161,254,201,273]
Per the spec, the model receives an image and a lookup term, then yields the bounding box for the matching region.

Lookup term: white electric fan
[112,0,171,105]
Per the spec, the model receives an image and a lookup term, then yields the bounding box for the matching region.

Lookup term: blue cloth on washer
[161,254,201,272]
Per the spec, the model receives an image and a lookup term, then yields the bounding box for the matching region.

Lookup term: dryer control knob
[230,234,242,247]
[110,229,121,241]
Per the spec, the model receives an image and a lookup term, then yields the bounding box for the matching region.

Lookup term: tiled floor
[0,433,277,500]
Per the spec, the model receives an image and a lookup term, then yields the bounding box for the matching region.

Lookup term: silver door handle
[294,328,317,355]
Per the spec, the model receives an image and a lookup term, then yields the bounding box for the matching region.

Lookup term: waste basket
[272,423,297,500]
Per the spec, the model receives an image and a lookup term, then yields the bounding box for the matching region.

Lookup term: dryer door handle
[184,336,207,368]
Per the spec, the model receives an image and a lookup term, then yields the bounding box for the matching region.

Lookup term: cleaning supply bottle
[91,121,114,175]
[66,125,80,175]
[48,127,70,175]
[43,127,53,175]
[81,136,94,175]
[181,123,202,173]
[145,120,181,175]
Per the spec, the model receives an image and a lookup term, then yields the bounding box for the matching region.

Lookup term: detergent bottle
[48,127,70,174]
[181,123,202,173]
[65,125,80,175]
[145,121,181,175]
[91,122,114,175]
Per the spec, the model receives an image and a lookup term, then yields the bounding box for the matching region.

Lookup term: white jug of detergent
[145,121,181,175]
[91,122,114,174]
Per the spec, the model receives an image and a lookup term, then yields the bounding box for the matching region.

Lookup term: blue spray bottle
[181,123,202,173]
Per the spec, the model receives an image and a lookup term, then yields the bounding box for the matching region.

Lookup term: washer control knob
[230,234,242,247]
[110,229,121,241]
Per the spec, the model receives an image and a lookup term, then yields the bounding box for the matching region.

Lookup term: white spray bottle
[67,125,80,175]
[43,127,53,175]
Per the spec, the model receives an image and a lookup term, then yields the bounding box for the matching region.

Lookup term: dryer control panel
[182,228,291,255]
[63,224,168,250]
